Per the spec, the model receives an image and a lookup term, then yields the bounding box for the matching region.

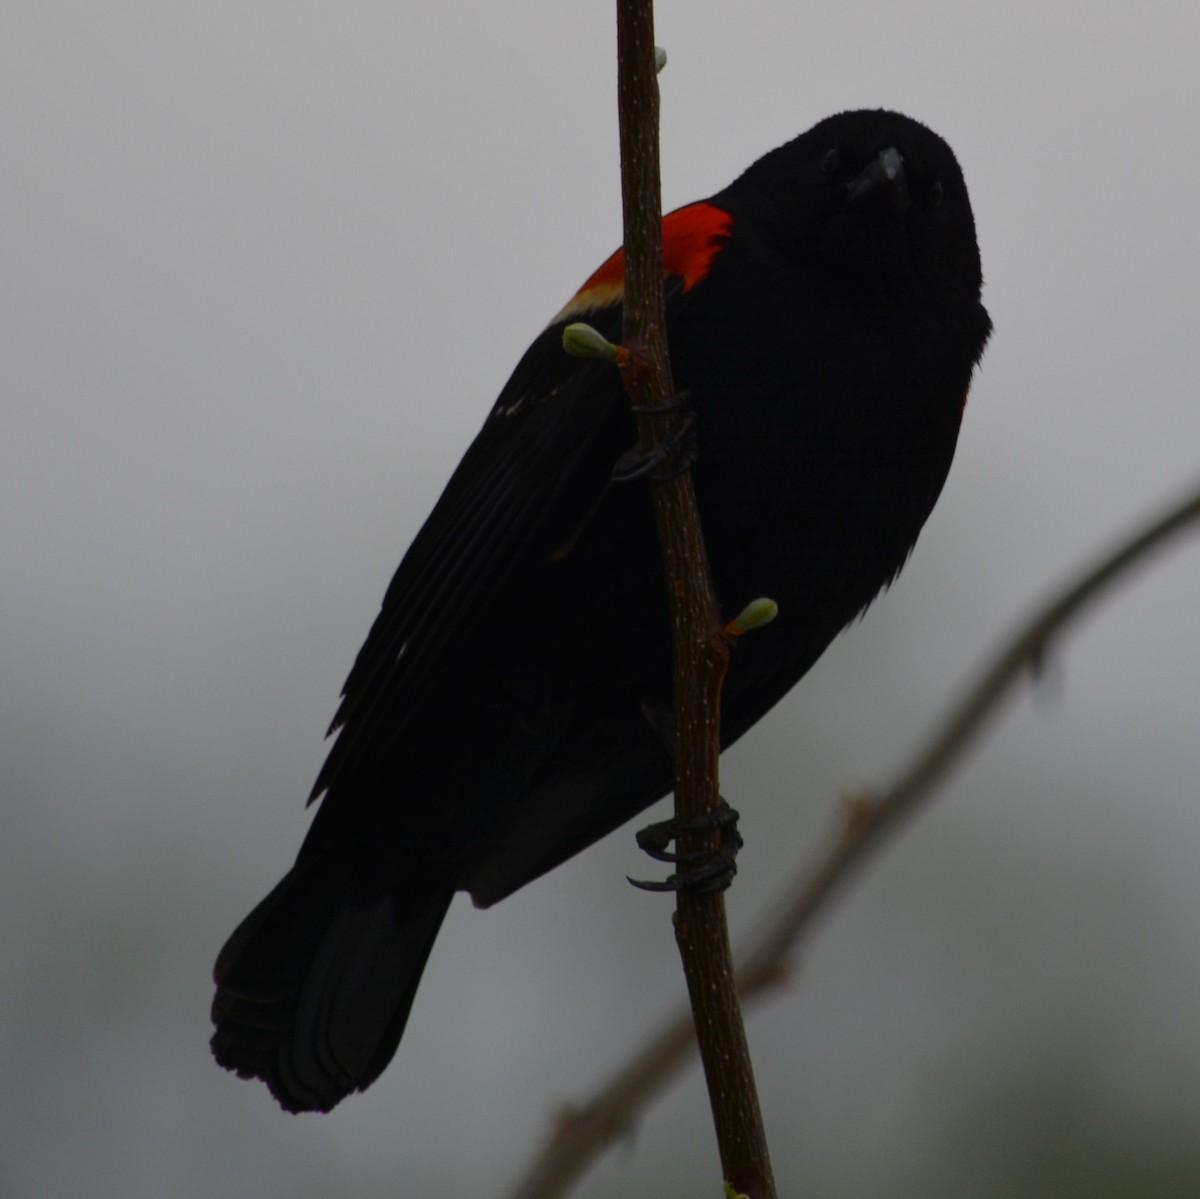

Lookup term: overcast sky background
[4,2,1200,1196]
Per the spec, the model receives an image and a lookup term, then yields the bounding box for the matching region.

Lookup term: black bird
[211,108,991,1112]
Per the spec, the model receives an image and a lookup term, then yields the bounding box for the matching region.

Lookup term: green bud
[562,322,621,362]
[655,46,668,73]
[727,597,779,636]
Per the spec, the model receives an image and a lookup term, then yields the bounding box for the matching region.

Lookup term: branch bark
[613,3,775,1197]
[504,475,1200,1198]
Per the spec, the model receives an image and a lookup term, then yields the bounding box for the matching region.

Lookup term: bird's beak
[845,147,908,211]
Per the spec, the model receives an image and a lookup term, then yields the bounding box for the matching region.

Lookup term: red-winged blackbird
[211,108,991,1112]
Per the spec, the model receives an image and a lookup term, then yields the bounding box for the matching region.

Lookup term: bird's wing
[308,311,624,803]
[308,203,734,805]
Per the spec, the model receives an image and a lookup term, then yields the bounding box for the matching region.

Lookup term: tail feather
[211,865,453,1113]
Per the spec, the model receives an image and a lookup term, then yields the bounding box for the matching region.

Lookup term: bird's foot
[628,799,742,894]
[612,392,697,483]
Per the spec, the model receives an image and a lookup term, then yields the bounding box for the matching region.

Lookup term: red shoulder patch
[554,202,734,323]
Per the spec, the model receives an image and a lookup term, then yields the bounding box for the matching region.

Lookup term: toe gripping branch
[629,799,743,895]
[612,392,697,483]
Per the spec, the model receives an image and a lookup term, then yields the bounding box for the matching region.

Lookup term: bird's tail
[210,863,453,1113]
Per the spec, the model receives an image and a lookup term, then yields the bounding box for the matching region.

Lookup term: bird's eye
[929,178,945,208]
[820,146,840,175]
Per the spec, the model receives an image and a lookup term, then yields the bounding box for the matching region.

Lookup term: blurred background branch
[505,474,1200,1199]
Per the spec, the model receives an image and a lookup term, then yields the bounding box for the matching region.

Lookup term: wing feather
[309,315,626,802]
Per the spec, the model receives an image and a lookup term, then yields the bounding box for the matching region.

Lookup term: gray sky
[4,2,1200,1196]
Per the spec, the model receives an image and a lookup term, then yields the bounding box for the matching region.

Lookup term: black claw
[629,801,743,894]
[612,394,698,483]
[635,820,691,862]
[627,874,682,893]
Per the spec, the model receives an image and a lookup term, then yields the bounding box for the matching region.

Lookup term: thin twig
[613,2,775,1197]
[503,476,1200,1199]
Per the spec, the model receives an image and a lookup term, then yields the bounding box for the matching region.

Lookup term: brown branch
[504,475,1200,1198]
[612,3,775,1198]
